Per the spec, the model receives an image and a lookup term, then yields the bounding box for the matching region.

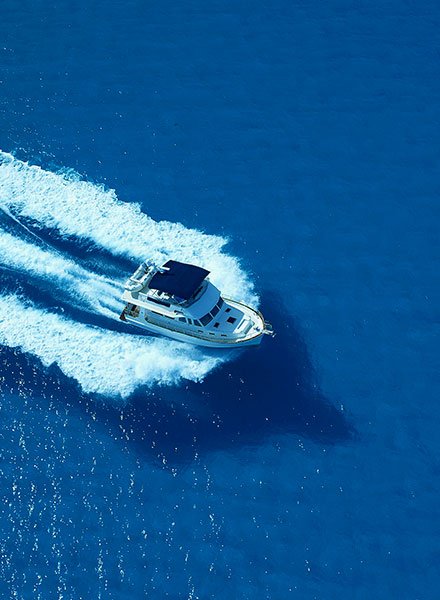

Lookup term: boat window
[210,304,220,318]
[225,307,231,313]
[188,319,193,325]
[178,317,186,322]
[194,320,202,327]
[200,312,213,326]
[227,316,236,324]
[213,322,220,329]
[148,296,171,308]
[217,298,225,310]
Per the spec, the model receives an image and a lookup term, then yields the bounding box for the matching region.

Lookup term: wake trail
[0,151,257,305]
[0,295,222,398]
[0,203,48,246]
[0,151,255,397]
[0,229,122,318]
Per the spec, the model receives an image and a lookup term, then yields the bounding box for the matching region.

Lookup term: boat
[119,259,274,347]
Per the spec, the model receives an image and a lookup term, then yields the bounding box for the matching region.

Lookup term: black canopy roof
[148,260,210,300]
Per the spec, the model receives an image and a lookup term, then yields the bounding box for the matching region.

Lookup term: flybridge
[148,260,210,300]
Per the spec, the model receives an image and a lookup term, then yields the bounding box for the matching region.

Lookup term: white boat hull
[123,314,264,348]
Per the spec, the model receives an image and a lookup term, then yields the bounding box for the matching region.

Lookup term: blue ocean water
[0,1,439,598]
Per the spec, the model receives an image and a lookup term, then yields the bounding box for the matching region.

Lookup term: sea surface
[0,1,439,598]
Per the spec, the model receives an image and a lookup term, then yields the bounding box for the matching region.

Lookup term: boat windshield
[199,298,224,326]
[200,312,213,326]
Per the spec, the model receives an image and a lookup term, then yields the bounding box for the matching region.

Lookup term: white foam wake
[0,151,256,397]
[0,296,221,398]
[0,229,122,317]
[0,151,257,304]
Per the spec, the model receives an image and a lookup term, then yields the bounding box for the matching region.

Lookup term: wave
[0,151,257,304]
[0,229,122,318]
[0,295,221,398]
[0,151,254,397]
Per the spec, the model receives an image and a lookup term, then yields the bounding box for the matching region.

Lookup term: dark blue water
[0,1,439,598]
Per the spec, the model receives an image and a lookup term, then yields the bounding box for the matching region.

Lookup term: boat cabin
[120,259,269,345]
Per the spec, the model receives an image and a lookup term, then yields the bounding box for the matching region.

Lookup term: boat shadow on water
[111,293,355,465]
[0,294,355,468]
